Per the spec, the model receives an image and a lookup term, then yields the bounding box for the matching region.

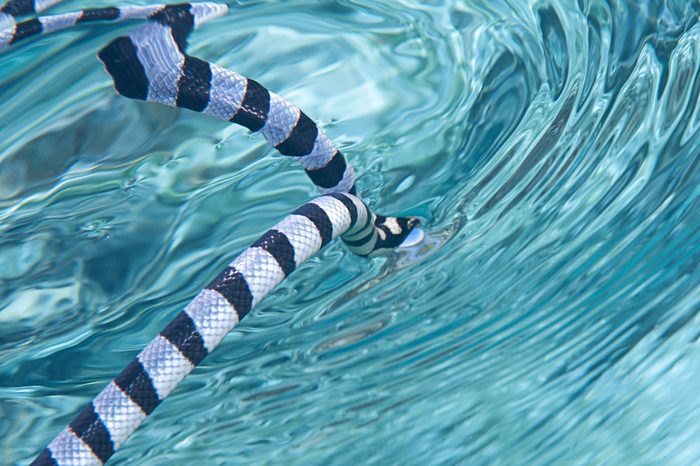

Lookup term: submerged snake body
[35,191,383,466]
[0,1,166,48]
[0,3,419,464]
[0,0,63,25]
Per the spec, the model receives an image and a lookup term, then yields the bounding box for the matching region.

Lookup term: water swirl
[2,0,700,464]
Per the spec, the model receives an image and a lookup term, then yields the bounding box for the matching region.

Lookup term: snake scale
[1,2,421,464]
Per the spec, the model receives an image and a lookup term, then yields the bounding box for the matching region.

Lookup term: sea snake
[1,2,421,465]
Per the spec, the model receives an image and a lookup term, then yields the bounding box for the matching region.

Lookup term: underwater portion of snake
[1,2,421,464]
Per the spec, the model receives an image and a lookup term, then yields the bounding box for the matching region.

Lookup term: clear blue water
[2,0,700,464]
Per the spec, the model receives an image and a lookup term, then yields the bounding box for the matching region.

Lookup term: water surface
[2,0,700,464]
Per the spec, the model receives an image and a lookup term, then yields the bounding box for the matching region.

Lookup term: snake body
[0,0,154,48]
[34,191,384,466]
[0,0,63,26]
[1,3,420,464]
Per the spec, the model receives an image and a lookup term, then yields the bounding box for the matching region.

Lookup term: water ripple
[2,0,700,464]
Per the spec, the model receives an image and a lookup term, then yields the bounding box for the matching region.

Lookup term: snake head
[373,214,422,251]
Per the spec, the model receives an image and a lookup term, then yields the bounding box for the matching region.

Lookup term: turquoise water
[2,0,700,464]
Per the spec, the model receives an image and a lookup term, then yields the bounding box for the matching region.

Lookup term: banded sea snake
[2,2,423,465]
